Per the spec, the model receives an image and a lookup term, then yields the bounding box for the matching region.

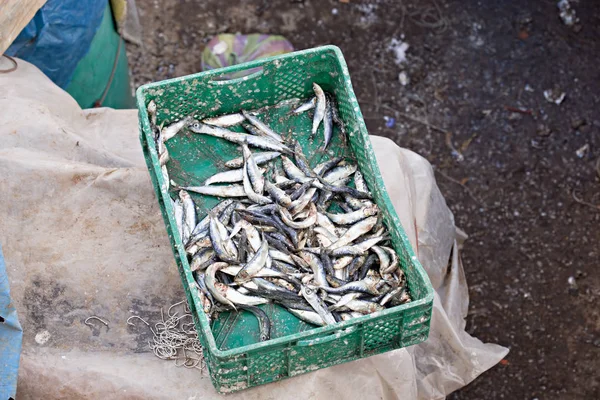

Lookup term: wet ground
[127,1,600,398]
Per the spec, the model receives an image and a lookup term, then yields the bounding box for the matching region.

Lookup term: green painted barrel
[65,3,134,109]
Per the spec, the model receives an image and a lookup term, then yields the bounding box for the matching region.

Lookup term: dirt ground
[126,0,600,398]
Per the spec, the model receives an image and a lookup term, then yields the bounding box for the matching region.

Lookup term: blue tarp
[5,0,107,88]
[0,245,22,399]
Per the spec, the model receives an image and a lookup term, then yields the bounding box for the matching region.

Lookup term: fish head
[188,121,204,132]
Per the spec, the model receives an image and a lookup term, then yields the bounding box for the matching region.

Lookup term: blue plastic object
[5,0,107,88]
[0,245,22,399]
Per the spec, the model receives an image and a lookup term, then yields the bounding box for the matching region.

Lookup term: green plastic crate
[136,45,434,393]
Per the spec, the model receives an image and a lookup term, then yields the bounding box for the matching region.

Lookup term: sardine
[381,246,399,275]
[159,147,170,166]
[203,113,245,127]
[163,115,193,141]
[239,305,271,341]
[292,97,316,114]
[287,308,326,326]
[359,253,379,280]
[181,184,247,198]
[242,144,265,194]
[179,190,197,245]
[341,299,384,315]
[320,278,379,296]
[224,151,281,169]
[172,198,184,241]
[326,205,378,225]
[329,94,346,135]
[301,285,336,325]
[329,292,362,311]
[299,251,328,287]
[204,168,244,185]
[371,245,390,276]
[322,97,333,149]
[205,262,236,309]
[189,122,292,153]
[147,100,157,126]
[215,282,269,306]
[278,203,317,229]
[332,255,354,270]
[241,110,283,142]
[234,236,269,283]
[265,180,293,207]
[243,161,272,205]
[190,248,216,272]
[328,216,378,250]
[311,83,326,138]
[323,164,358,183]
[314,156,344,176]
[209,213,238,262]
[289,187,317,215]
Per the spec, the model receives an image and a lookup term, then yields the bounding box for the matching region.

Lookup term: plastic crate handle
[207,67,265,86]
[296,327,357,347]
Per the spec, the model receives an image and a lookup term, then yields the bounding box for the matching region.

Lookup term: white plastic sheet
[0,58,508,399]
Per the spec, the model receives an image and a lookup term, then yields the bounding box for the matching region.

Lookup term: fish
[371,246,390,276]
[179,190,197,245]
[326,205,378,225]
[314,156,344,176]
[311,83,326,138]
[224,151,281,169]
[159,147,170,166]
[189,199,235,245]
[341,299,385,315]
[328,94,346,135]
[172,199,184,240]
[299,251,328,287]
[323,164,358,183]
[147,100,157,126]
[292,97,316,114]
[328,216,378,250]
[278,203,317,229]
[204,168,244,185]
[241,110,283,142]
[189,122,292,153]
[209,213,238,262]
[190,248,216,272]
[289,187,317,215]
[239,305,271,341]
[180,184,247,198]
[205,262,236,309]
[381,246,399,275]
[322,97,333,149]
[286,308,326,326]
[203,113,245,127]
[161,165,170,190]
[234,236,269,283]
[242,144,265,194]
[328,292,363,311]
[163,115,193,141]
[215,282,269,306]
[301,285,336,325]
[264,180,293,207]
[243,161,272,205]
[320,278,379,296]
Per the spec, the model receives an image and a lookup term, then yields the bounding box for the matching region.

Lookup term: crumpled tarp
[5,0,107,88]
[0,245,22,400]
[0,58,508,399]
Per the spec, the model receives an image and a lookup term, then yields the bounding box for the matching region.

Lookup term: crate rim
[136,45,434,360]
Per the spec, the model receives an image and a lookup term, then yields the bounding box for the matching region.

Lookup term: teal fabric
[0,245,22,399]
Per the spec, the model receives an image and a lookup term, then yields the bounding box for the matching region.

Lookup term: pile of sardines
[146,83,411,341]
